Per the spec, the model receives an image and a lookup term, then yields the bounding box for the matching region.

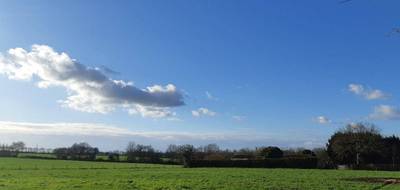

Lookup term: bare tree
[10,141,25,152]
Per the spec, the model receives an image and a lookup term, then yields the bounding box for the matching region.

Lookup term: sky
[0,0,400,151]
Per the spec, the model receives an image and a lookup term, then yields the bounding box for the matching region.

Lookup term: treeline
[0,141,26,152]
[118,142,322,168]
[35,141,323,168]
[174,123,400,170]
[53,143,99,161]
[162,144,321,168]
[0,141,53,153]
[0,141,53,157]
[327,123,400,170]
[3,122,400,170]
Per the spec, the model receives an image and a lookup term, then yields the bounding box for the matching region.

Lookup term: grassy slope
[0,158,399,190]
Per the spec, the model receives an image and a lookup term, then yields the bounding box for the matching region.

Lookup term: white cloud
[126,104,176,118]
[205,91,218,101]
[0,121,131,137]
[369,105,400,120]
[348,84,364,95]
[0,121,229,140]
[314,116,331,124]
[0,121,275,141]
[0,45,185,118]
[348,84,388,100]
[166,117,183,122]
[232,115,246,121]
[192,107,216,117]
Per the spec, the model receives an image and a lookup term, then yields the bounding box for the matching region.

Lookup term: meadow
[0,158,399,189]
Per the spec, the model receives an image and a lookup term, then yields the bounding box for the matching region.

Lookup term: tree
[126,142,136,153]
[126,142,137,162]
[382,135,400,168]
[126,142,159,162]
[10,141,25,152]
[178,144,195,167]
[69,142,99,160]
[236,148,256,156]
[327,123,384,166]
[203,144,220,154]
[166,144,181,162]
[313,148,336,169]
[302,149,316,157]
[53,143,98,161]
[258,146,283,159]
[53,147,69,159]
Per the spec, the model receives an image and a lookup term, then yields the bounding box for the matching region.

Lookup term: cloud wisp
[192,108,216,117]
[232,115,246,122]
[0,121,239,140]
[369,105,400,120]
[0,45,185,118]
[205,91,218,101]
[313,116,331,124]
[348,84,389,100]
[0,121,325,149]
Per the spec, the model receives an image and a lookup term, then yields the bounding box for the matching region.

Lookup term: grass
[0,158,399,189]
[17,153,57,159]
[17,153,129,161]
[95,154,128,161]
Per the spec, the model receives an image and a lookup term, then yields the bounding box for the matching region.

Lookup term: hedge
[187,157,318,168]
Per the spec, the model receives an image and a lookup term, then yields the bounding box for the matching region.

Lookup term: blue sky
[0,0,400,151]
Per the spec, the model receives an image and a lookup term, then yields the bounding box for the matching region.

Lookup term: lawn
[0,158,399,190]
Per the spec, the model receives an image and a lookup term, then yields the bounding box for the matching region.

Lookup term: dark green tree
[126,142,159,163]
[302,149,316,157]
[69,142,99,160]
[382,135,400,168]
[327,123,384,166]
[258,146,283,159]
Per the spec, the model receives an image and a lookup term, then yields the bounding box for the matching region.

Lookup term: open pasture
[0,158,399,189]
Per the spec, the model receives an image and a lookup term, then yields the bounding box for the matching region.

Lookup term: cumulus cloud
[348,84,388,100]
[369,105,400,120]
[192,107,216,117]
[314,116,331,124]
[0,45,185,118]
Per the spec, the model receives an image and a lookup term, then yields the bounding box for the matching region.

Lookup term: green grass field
[0,158,399,190]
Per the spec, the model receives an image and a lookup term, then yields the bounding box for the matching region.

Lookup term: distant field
[17,152,57,159]
[0,158,399,190]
